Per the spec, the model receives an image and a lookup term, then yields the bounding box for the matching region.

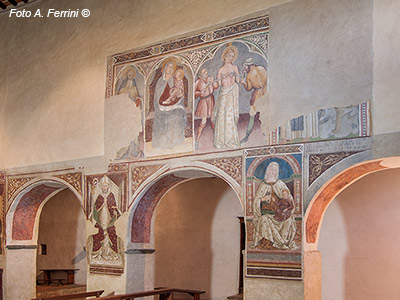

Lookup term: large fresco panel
[193,39,268,152]
[106,16,270,160]
[245,147,303,280]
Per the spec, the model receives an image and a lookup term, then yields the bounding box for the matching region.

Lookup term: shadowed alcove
[153,177,243,300]
[36,188,87,288]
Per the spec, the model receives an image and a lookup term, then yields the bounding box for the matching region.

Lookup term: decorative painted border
[245,144,303,158]
[359,100,371,136]
[0,172,5,255]
[7,177,36,206]
[308,151,360,186]
[201,156,242,186]
[105,15,269,98]
[131,164,165,200]
[54,172,83,196]
[89,266,124,276]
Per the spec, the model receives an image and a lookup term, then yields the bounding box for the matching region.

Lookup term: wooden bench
[96,288,205,300]
[32,290,104,300]
[39,269,79,285]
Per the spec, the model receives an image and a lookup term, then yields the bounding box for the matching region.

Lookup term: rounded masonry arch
[128,165,244,246]
[304,156,400,251]
[6,177,84,245]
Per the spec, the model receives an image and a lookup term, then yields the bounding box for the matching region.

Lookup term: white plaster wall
[153,178,243,300]
[265,0,373,132]
[37,188,87,284]
[319,168,400,299]
[5,248,37,300]
[372,0,400,135]
[0,0,398,168]
[0,0,291,169]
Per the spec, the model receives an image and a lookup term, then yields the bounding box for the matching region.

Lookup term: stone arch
[303,157,400,250]
[303,156,400,300]
[7,177,84,245]
[128,163,243,247]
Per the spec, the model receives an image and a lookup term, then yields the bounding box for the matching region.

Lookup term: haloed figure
[212,45,241,149]
[240,57,268,143]
[90,177,122,261]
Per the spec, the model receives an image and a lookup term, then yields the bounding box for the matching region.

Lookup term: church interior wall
[0,0,399,299]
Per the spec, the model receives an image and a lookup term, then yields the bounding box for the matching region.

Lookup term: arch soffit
[304,157,400,251]
[7,177,84,245]
[7,176,84,213]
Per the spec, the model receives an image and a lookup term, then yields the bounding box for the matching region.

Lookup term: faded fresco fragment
[245,149,302,279]
[267,101,371,145]
[112,65,144,161]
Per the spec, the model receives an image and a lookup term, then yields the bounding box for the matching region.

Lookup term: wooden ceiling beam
[8,0,18,6]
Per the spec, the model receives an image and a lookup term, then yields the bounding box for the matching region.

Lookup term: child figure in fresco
[274,189,294,222]
[162,68,185,105]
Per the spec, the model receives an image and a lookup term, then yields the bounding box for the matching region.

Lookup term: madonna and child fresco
[147,59,192,156]
[245,154,302,278]
[246,155,302,251]
[252,162,297,250]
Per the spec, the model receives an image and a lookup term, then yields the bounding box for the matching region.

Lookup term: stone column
[304,250,321,300]
[5,246,37,300]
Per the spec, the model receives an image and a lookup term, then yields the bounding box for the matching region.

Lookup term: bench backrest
[32,290,104,300]
[97,288,205,300]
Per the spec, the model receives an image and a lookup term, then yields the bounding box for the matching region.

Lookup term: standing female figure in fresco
[212,45,241,149]
[252,162,297,250]
[152,60,187,149]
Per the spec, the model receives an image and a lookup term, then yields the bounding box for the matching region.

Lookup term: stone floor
[227,292,243,300]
